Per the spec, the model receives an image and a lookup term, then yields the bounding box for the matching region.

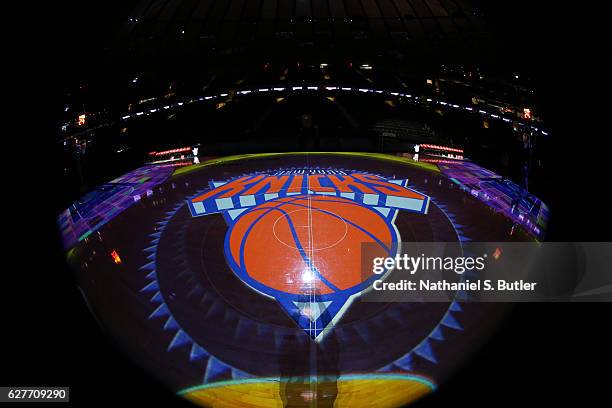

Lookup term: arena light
[419,144,464,154]
[149,147,192,157]
[110,250,122,264]
[118,84,548,136]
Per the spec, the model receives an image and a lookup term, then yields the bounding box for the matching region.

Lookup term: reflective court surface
[62,153,541,407]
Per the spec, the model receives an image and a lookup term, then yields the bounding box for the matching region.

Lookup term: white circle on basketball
[272,207,348,252]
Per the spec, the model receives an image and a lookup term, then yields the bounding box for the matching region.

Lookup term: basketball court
[63,153,539,407]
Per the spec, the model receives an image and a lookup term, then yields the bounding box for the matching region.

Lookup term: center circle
[272,208,348,251]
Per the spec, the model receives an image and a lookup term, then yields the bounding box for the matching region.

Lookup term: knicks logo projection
[187,169,430,340]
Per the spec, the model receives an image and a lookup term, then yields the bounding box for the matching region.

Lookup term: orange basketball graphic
[192,171,428,341]
[227,195,396,296]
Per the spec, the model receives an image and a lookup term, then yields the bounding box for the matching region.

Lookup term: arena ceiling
[107,0,487,65]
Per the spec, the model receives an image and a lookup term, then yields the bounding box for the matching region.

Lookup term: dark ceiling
[52,0,495,74]
[115,0,486,56]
